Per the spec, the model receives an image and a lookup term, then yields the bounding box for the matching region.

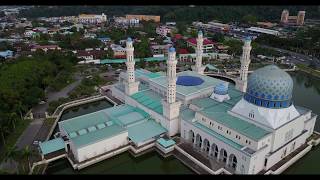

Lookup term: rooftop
[131,89,163,114]
[149,71,223,96]
[128,120,167,144]
[157,138,176,148]
[190,94,271,141]
[39,138,65,155]
[59,104,163,148]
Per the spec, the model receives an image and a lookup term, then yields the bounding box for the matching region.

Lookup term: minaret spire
[161,46,181,136]
[124,37,139,95]
[236,36,252,92]
[192,30,205,74]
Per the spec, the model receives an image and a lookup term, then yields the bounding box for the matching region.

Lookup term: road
[32,74,83,118]
[260,45,320,68]
[14,74,83,148]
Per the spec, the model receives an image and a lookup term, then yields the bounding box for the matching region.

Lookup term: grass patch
[0,119,31,163]
[44,118,56,126]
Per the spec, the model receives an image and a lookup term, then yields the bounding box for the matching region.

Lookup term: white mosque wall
[230,99,300,129]
[265,129,308,170]
[180,119,253,174]
[75,131,129,162]
[246,145,270,174]
[195,112,269,151]
[304,113,317,137]
[111,85,125,102]
[270,114,305,152]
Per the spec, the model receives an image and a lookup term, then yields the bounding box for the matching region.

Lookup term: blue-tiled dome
[169,47,176,52]
[244,65,293,108]
[214,83,228,95]
[176,76,204,86]
[198,30,203,35]
[127,37,132,42]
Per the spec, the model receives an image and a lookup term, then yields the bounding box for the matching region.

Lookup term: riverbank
[296,64,320,78]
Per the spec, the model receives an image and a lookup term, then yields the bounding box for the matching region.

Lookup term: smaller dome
[198,30,203,35]
[127,37,132,42]
[169,47,176,52]
[214,83,228,95]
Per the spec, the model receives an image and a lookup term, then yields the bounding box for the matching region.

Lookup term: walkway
[15,118,44,150]
[32,74,83,118]
[177,141,235,174]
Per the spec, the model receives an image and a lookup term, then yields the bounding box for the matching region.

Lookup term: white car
[33,141,40,145]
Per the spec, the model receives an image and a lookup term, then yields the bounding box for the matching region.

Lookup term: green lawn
[0,119,31,163]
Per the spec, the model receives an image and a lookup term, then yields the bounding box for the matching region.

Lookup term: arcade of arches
[188,130,238,170]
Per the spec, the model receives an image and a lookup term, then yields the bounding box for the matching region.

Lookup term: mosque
[39,31,317,174]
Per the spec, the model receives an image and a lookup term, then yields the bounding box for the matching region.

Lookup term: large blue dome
[244,65,293,108]
[176,76,204,86]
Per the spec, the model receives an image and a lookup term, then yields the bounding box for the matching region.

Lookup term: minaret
[161,47,181,136]
[236,36,252,93]
[124,37,139,96]
[192,30,205,74]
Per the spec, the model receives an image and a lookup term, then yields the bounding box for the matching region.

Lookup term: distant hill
[18,6,320,23]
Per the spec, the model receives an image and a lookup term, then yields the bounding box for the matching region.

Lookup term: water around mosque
[45,71,320,174]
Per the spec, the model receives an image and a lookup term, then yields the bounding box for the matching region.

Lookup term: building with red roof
[174,34,183,40]
[177,48,189,54]
[186,38,215,53]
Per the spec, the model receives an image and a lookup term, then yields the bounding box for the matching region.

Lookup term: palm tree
[19,146,34,174]
[8,112,18,130]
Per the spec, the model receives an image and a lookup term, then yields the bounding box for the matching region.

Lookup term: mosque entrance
[210,143,219,159]
[228,154,237,169]
[219,148,228,163]
[189,130,195,144]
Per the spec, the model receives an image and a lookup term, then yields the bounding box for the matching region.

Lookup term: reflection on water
[46,151,195,174]
[283,72,320,174]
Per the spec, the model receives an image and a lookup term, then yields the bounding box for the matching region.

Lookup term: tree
[0,120,10,145]
[19,146,34,174]
[241,14,258,25]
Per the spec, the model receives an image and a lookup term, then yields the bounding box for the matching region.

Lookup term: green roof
[60,104,156,148]
[131,89,163,115]
[149,71,223,96]
[39,138,65,155]
[157,138,176,148]
[192,97,270,141]
[72,124,127,148]
[100,57,167,64]
[180,107,196,122]
[128,120,167,144]
[59,110,109,135]
[136,69,162,79]
[205,64,219,71]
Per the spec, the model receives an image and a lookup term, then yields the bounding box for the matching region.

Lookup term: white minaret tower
[161,47,181,136]
[124,37,139,95]
[236,37,252,93]
[192,30,205,74]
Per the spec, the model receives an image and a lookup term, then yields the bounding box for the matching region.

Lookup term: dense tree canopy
[19,6,320,23]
